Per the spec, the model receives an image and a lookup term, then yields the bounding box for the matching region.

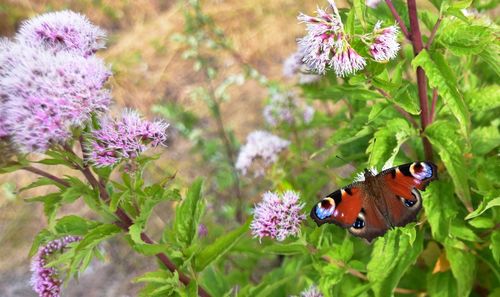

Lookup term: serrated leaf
[412,50,470,137]
[55,215,99,236]
[392,84,421,115]
[75,223,121,253]
[174,178,205,246]
[129,188,173,245]
[444,238,476,297]
[427,271,458,297]
[194,220,250,271]
[471,124,500,155]
[437,19,494,56]
[423,182,458,241]
[367,118,415,168]
[367,227,424,297]
[425,121,471,207]
[465,196,500,220]
[468,217,494,229]
[28,229,52,257]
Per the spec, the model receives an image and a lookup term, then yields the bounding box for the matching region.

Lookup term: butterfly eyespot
[403,199,416,207]
[410,162,433,180]
[352,212,365,229]
[315,197,336,220]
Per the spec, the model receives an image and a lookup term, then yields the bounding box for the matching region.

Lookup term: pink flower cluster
[297,0,400,77]
[251,191,306,242]
[0,11,111,152]
[87,110,169,167]
[369,21,400,62]
[30,236,81,297]
[263,91,315,127]
[235,131,290,177]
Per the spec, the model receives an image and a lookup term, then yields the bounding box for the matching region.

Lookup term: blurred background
[0,0,320,295]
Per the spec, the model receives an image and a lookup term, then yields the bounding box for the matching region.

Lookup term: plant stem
[407,0,434,161]
[23,166,70,187]
[206,80,244,224]
[384,0,410,40]
[425,16,442,49]
[374,86,419,129]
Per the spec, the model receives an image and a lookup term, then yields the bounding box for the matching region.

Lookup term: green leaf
[465,196,500,220]
[75,223,121,253]
[479,43,500,78]
[345,9,355,36]
[28,229,51,257]
[261,240,308,256]
[425,121,471,207]
[468,217,494,229]
[412,50,470,137]
[353,0,366,29]
[367,118,415,168]
[444,238,476,297]
[129,186,175,245]
[174,178,205,246]
[427,271,458,297]
[194,220,250,271]
[465,85,500,113]
[55,215,99,236]
[490,230,500,264]
[367,227,424,297]
[471,124,500,155]
[437,19,494,56]
[392,84,421,115]
[423,181,458,241]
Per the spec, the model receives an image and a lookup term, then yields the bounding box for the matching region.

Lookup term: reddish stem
[23,166,70,187]
[425,16,442,49]
[374,87,419,129]
[407,0,434,161]
[385,0,410,40]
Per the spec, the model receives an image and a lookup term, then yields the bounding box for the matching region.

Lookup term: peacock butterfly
[310,161,438,242]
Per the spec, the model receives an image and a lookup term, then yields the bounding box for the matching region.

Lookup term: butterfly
[310,161,438,242]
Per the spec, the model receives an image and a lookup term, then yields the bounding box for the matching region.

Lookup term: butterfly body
[311,162,437,242]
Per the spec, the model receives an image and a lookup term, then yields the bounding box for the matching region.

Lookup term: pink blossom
[235,131,290,176]
[251,191,306,242]
[30,236,81,297]
[16,10,106,57]
[369,21,400,62]
[87,110,169,167]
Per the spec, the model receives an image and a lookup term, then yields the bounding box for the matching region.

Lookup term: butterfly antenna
[336,155,356,171]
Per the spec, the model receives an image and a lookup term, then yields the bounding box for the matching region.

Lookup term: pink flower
[297,1,366,76]
[366,0,383,9]
[263,91,315,127]
[369,21,400,62]
[251,191,306,242]
[331,45,366,77]
[235,131,290,176]
[298,286,323,297]
[16,10,106,57]
[0,43,111,152]
[30,236,81,297]
[87,110,169,167]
